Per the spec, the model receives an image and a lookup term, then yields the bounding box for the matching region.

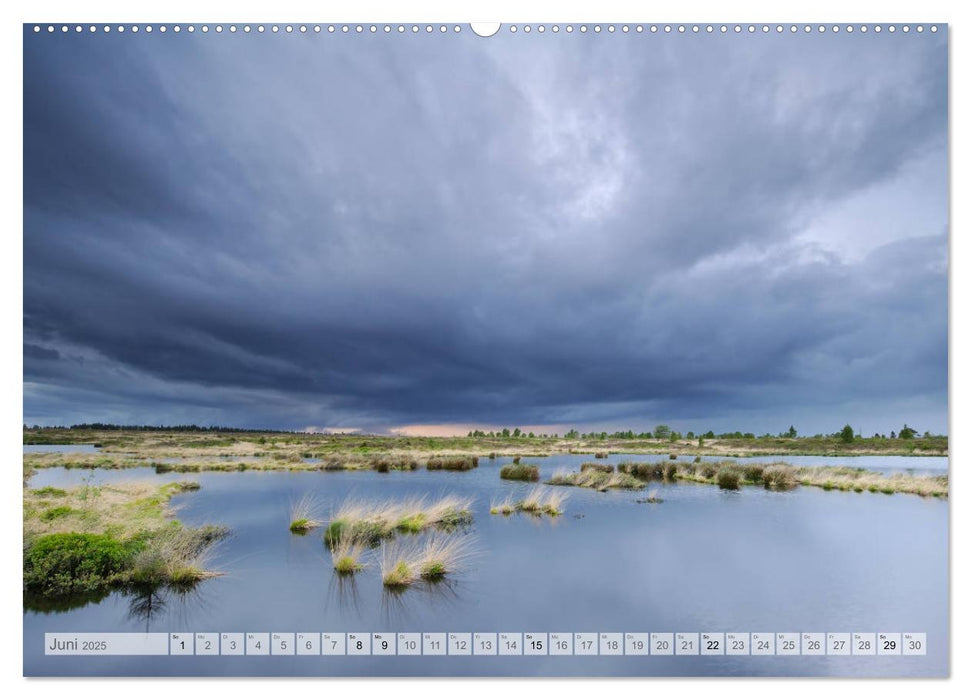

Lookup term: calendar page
[22,19,949,678]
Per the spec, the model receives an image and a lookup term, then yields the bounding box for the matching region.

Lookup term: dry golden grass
[380,533,476,587]
[324,494,474,547]
[330,535,367,574]
[24,480,199,540]
[488,486,566,517]
[289,493,324,533]
[546,468,644,491]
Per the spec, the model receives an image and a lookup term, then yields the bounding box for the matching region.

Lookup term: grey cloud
[23,28,948,433]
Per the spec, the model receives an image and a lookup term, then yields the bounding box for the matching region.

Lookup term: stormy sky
[23,27,948,435]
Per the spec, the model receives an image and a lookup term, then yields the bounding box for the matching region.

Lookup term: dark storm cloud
[23,28,948,433]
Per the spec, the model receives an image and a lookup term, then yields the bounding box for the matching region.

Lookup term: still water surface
[23,454,948,676]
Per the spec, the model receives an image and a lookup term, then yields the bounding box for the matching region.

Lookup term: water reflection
[124,582,212,631]
[23,589,112,614]
[379,577,463,628]
[325,572,364,617]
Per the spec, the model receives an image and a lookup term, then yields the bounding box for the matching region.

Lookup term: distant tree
[654,425,671,440]
[513,428,521,438]
[899,425,917,440]
[565,429,579,439]
[704,431,715,439]
[890,430,896,439]
[686,431,695,440]
[698,436,705,447]
[839,424,855,444]
[786,425,797,438]
[528,432,535,438]
[501,428,510,438]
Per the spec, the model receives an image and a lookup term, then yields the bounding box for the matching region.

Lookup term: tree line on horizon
[466,423,942,441]
[22,422,943,441]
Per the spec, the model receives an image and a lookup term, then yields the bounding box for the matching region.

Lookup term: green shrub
[663,463,678,480]
[24,533,140,596]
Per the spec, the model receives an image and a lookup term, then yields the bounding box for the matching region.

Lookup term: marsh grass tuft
[500,463,539,481]
[129,526,224,586]
[330,535,367,575]
[742,465,765,482]
[369,456,419,472]
[489,495,517,515]
[324,495,474,547]
[289,494,324,534]
[546,468,644,491]
[426,456,477,471]
[490,487,565,517]
[762,466,797,490]
[580,462,614,474]
[380,533,476,588]
[619,462,664,480]
[716,468,740,490]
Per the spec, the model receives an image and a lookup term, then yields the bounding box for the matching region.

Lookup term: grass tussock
[716,468,740,490]
[129,526,225,586]
[500,463,540,481]
[330,535,367,575]
[617,461,678,481]
[546,468,645,491]
[490,487,566,517]
[369,455,419,472]
[426,456,478,471]
[380,533,476,588]
[324,495,474,547]
[289,494,324,534]
[580,462,614,474]
[489,495,517,515]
